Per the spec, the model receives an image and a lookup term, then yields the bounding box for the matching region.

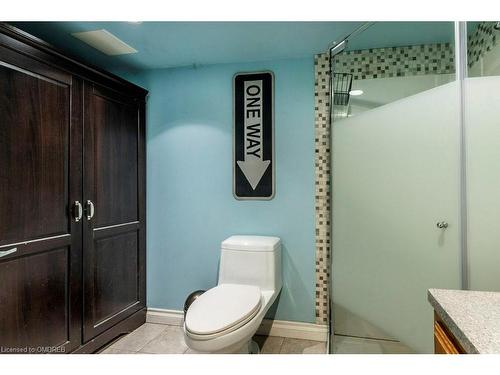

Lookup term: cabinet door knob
[436,221,449,229]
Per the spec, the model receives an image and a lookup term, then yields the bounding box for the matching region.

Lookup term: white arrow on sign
[237,80,270,190]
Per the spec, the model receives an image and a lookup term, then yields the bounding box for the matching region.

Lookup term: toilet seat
[185,284,262,339]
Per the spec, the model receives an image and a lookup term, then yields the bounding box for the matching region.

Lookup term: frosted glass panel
[465,76,500,291]
[347,74,455,117]
[332,82,461,353]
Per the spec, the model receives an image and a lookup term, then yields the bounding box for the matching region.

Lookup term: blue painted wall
[134,57,316,323]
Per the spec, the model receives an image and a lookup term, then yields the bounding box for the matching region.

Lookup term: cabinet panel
[93,232,139,325]
[0,63,69,245]
[0,248,69,349]
[93,90,139,227]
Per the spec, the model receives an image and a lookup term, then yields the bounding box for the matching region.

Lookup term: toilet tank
[218,235,282,292]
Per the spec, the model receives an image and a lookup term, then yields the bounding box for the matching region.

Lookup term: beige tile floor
[99,323,327,354]
[98,323,414,354]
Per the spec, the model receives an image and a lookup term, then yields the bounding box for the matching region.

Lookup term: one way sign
[233,71,274,200]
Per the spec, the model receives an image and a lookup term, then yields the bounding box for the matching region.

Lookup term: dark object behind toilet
[184,290,206,318]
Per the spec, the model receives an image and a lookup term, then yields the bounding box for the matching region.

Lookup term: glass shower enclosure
[329,21,500,354]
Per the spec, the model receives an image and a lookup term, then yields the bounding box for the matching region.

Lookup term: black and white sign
[233,71,274,200]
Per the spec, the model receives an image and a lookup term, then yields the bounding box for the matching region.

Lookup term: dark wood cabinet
[0,24,147,353]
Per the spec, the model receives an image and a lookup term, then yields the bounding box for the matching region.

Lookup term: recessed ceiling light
[349,89,364,96]
[71,29,138,56]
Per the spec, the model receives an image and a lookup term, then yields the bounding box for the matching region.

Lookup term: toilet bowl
[183,235,282,354]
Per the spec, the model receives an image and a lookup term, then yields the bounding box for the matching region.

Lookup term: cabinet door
[0,45,82,353]
[82,82,145,342]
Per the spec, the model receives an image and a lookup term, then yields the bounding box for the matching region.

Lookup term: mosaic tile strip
[333,43,455,80]
[468,22,499,68]
[314,53,331,325]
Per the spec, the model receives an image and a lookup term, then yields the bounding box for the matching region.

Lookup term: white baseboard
[146,308,328,342]
[257,319,328,342]
[146,308,184,326]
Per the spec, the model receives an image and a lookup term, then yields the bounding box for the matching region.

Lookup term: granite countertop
[428,288,500,354]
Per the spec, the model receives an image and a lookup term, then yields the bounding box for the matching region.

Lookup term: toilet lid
[185,284,262,335]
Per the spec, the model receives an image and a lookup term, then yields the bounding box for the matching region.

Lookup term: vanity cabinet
[0,23,147,353]
[433,313,465,354]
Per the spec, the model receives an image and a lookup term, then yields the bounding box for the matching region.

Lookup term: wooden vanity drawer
[434,313,465,354]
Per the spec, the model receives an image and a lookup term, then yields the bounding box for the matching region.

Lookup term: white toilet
[183,235,282,354]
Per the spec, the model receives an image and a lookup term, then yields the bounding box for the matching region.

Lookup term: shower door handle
[436,221,449,229]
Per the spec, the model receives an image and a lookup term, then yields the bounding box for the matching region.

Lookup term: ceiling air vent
[71,29,137,56]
